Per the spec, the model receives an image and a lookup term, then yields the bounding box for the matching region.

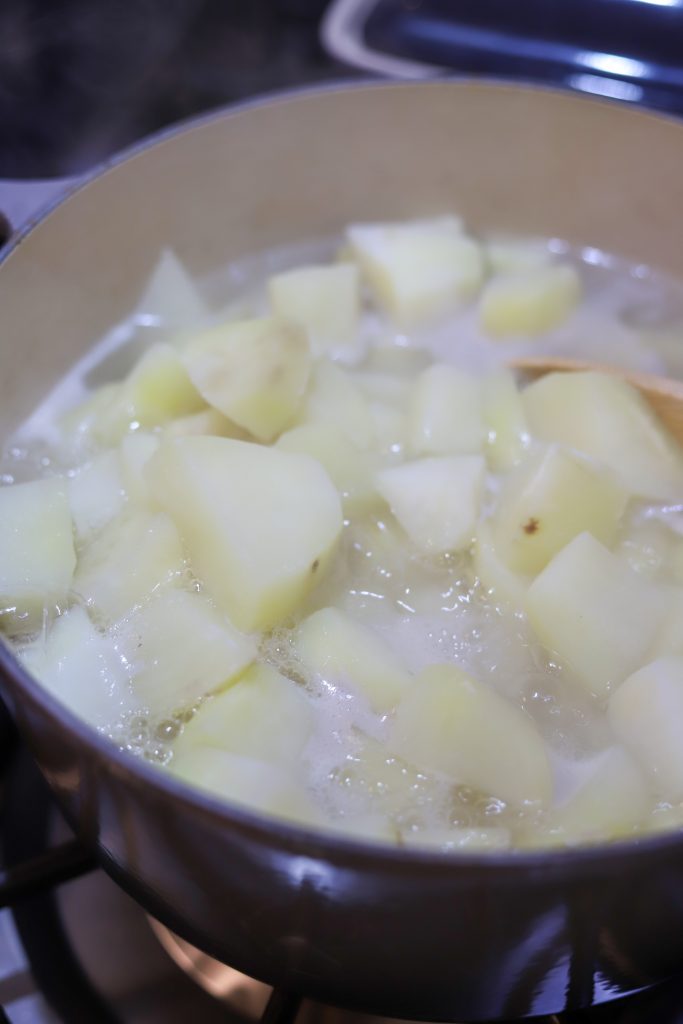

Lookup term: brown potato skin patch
[523,517,540,535]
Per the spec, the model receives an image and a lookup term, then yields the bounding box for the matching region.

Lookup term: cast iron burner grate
[4,726,683,1024]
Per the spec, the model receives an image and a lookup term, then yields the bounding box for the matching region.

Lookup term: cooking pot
[1,80,683,1022]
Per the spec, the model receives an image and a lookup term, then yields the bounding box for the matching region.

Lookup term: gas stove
[4,730,683,1024]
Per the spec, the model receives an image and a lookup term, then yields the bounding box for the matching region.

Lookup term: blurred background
[1,0,682,178]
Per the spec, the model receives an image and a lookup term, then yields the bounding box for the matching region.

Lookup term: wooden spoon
[508,355,683,445]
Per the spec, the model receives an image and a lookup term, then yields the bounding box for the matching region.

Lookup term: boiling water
[5,232,683,849]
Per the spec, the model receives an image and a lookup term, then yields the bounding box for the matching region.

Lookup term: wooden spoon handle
[508,355,683,446]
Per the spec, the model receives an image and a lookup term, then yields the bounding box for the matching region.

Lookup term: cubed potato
[526,532,667,698]
[376,456,485,554]
[19,606,133,728]
[0,477,75,634]
[299,361,375,449]
[73,511,186,624]
[182,316,311,442]
[491,445,627,575]
[118,432,160,505]
[401,826,511,852]
[59,384,119,448]
[294,607,410,712]
[390,664,552,806]
[472,521,529,610]
[522,371,683,500]
[409,364,485,456]
[480,264,580,338]
[163,408,247,440]
[170,748,320,827]
[146,437,343,631]
[609,657,683,801]
[346,216,484,325]
[268,263,360,355]
[485,237,552,275]
[276,423,379,516]
[116,588,255,713]
[135,248,208,330]
[68,451,125,542]
[370,404,408,457]
[481,370,530,471]
[542,747,649,843]
[94,343,206,444]
[173,663,314,765]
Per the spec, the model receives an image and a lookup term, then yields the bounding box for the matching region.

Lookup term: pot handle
[0,177,82,248]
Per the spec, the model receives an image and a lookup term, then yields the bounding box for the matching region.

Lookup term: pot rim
[2,75,683,875]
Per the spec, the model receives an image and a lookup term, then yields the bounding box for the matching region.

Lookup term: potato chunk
[409,364,485,456]
[390,664,552,806]
[146,436,342,631]
[96,343,205,443]
[608,657,683,801]
[481,370,530,471]
[73,512,185,624]
[346,217,484,325]
[542,747,649,844]
[118,432,160,505]
[473,521,529,610]
[68,452,125,542]
[182,316,311,442]
[0,478,75,633]
[490,446,627,575]
[377,456,484,554]
[276,423,378,516]
[268,264,360,355]
[295,607,410,713]
[170,748,320,827]
[299,361,375,449]
[19,606,133,728]
[522,371,683,500]
[526,532,667,698]
[173,663,314,765]
[480,264,580,337]
[116,589,255,712]
[136,248,208,329]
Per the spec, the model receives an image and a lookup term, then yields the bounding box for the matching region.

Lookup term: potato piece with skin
[95,343,206,443]
[68,451,125,542]
[390,664,552,806]
[170,748,321,827]
[609,657,683,801]
[295,607,410,713]
[541,747,649,845]
[0,477,76,634]
[480,264,580,338]
[299,361,375,449]
[73,511,185,624]
[409,364,485,456]
[522,371,683,500]
[526,532,667,699]
[481,370,530,472]
[19,606,134,728]
[146,436,343,632]
[116,588,255,713]
[377,456,485,555]
[173,663,314,765]
[276,423,379,516]
[491,445,628,576]
[268,263,360,355]
[346,217,484,326]
[182,316,311,442]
